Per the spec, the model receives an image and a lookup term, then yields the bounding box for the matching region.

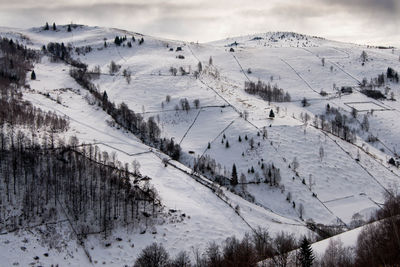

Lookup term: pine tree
[231,164,238,186]
[52,22,56,31]
[225,140,230,148]
[269,109,275,118]
[31,70,36,80]
[44,22,49,30]
[298,237,315,267]
[207,142,211,149]
[115,36,121,46]
[238,136,242,142]
[67,25,72,32]
[102,91,108,104]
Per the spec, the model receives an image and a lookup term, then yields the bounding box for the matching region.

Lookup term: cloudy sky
[0,0,399,46]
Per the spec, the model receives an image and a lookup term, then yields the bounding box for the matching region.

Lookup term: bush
[109,60,121,74]
[360,89,386,99]
[134,243,169,267]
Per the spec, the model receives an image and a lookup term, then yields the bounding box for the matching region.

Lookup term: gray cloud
[320,0,399,14]
[0,0,399,46]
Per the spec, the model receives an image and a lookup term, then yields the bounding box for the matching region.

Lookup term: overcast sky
[0,0,399,46]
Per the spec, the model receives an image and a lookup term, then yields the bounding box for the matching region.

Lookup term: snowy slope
[1,25,400,265]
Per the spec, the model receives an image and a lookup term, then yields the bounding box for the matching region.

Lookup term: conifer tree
[67,25,72,32]
[44,22,49,30]
[269,109,275,118]
[115,36,121,46]
[231,164,238,186]
[298,237,315,267]
[53,22,56,30]
[31,70,36,80]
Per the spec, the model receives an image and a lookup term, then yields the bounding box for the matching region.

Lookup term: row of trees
[69,67,181,160]
[134,190,400,266]
[0,37,39,87]
[134,229,315,267]
[0,92,69,133]
[245,80,291,103]
[44,23,72,32]
[0,128,161,238]
[45,42,87,68]
[315,104,357,143]
[362,68,399,88]
[114,35,143,47]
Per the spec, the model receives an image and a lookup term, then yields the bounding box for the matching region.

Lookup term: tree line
[0,128,161,238]
[45,42,87,69]
[134,227,315,267]
[0,37,39,87]
[315,104,357,144]
[244,80,291,103]
[133,190,400,266]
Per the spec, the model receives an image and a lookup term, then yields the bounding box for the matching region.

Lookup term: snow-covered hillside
[1,25,400,266]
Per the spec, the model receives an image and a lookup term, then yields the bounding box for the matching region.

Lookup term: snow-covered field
[1,25,400,265]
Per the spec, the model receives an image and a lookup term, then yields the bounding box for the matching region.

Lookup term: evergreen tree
[52,22,56,31]
[44,22,49,30]
[207,142,211,149]
[231,164,238,186]
[67,25,72,32]
[301,97,309,107]
[115,36,121,46]
[238,135,242,142]
[298,237,315,267]
[31,70,36,80]
[102,91,108,103]
[269,109,275,118]
[225,140,230,148]
[198,61,202,72]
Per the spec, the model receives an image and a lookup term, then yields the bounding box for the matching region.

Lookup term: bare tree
[360,51,368,63]
[292,157,299,171]
[109,60,121,74]
[299,203,305,219]
[321,238,354,267]
[193,99,200,109]
[240,173,247,191]
[132,160,141,176]
[319,146,324,162]
[134,243,170,267]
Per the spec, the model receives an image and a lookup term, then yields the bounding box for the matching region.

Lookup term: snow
[1,25,400,265]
